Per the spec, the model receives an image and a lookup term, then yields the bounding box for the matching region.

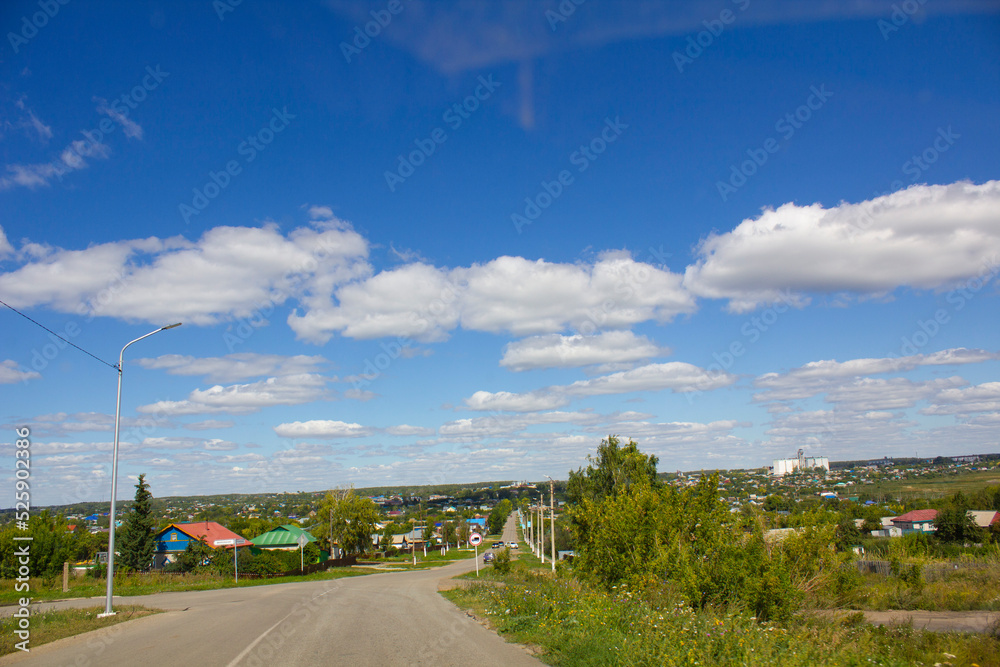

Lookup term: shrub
[493,547,512,574]
[240,550,283,575]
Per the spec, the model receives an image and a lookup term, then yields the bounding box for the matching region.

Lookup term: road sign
[297,534,309,548]
[213,539,239,581]
[469,533,482,546]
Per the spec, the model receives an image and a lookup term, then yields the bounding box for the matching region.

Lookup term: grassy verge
[362,546,474,569]
[845,569,1000,612]
[0,566,378,606]
[0,605,158,656]
[443,564,1000,666]
[799,558,1000,612]
[455,545,549,581]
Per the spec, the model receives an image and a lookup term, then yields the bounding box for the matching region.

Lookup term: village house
[153,521,250,568]
[889,509,938,533]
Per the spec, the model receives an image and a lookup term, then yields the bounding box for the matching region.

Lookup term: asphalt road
[2,516,539,666]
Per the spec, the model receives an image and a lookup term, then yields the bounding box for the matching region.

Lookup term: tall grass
[444,564,1000,666]
[843,568,1000,611]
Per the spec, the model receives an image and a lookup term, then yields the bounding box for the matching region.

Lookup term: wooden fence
[854,559,997,581]
[237,554,358,579]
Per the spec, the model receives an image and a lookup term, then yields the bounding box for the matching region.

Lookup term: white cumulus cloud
[135,353,327,383]
[500,331,666,371]
[274,419,371,438]
[138,374,329,416]
[465,361,735,412]
[684,180,1000,312]
[0,360,40,384]
[0,221,370,326]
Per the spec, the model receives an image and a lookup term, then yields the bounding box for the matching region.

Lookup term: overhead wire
[0,298,119,370]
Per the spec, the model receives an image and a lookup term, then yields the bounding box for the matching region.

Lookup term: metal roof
[250,524,317,548]
[156,522,251,548]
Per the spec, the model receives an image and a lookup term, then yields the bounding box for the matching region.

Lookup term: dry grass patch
[0,605,159,656]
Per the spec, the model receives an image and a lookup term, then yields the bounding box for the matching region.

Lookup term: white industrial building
[771,448,830,476]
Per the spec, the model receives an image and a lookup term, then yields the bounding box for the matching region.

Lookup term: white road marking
[225,585,339,667]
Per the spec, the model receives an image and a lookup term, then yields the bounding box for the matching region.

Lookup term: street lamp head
[160,322,182,331]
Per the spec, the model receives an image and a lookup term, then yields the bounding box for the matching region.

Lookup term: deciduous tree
[318,489,379,554]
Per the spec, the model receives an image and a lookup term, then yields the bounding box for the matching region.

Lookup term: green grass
[0,605,159,656]
[455,543,552,580]
[0,547,482,606]
[0,566,378,606]
[863,469,1000,502]
[844,569,1000,612]
[443,565,1000,666]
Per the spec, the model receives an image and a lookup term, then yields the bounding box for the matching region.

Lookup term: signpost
[297,533,309,571]
[214,539,238,581]
[469,533,482,577]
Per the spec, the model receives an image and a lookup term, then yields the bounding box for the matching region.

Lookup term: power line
[0,298,118,370]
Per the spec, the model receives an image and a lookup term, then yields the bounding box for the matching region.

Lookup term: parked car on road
[508,541,519,549]
[492,541,505,549]
[483,552,494,563]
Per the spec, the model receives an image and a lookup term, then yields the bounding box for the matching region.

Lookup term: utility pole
[535,496,545,563]
[528,502,533,551]
[546,476,556,573]
[537,497,544,563]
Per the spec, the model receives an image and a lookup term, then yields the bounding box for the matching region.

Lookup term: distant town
[5,451,997,556]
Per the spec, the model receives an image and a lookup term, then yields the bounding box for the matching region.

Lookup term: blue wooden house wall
[154,526,194,567]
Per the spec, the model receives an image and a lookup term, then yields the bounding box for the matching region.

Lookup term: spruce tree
[118,474,155,571]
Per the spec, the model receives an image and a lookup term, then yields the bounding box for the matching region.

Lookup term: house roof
[891,509,938,523]
[250,524,317,548]
[969,510,1000,528]
[156,522,251,548]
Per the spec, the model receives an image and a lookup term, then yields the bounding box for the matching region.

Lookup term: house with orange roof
[153,521,251,568]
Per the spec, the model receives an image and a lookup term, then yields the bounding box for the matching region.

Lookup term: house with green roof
[250,524,318,551]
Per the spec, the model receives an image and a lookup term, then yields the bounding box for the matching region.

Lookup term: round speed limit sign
[469,533,482,546]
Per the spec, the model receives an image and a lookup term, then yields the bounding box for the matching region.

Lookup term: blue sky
[1,0,998,506]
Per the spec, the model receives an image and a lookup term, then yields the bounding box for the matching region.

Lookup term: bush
[572,471,800,621]
[493,547,512,574]
[240,550,283,575]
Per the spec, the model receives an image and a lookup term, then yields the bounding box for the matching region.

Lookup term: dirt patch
[815,609,999,634]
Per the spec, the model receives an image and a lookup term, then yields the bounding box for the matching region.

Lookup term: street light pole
[101,323,181,617]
